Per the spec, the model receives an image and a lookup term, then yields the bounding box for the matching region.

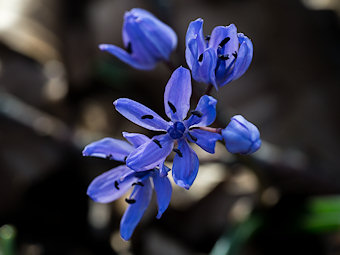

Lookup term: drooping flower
[185,18,253,89]
[99,8,177,70]
[222,115,261,155]
[83,132,172,240]
[113,67,222,189]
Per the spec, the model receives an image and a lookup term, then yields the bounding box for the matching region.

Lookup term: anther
[198,53,204,62]
[125,198,136,204]
[114,181,120,190]
[106,154,113,159]
[218,54,229,60]
[173,148,183,157]
[205,35,211,41]
[126,42,132,54]
[124,156,127,162]
[132,182,144,187]
[191,110,203,117]
[219,37,230,47]
[188,132,198,142]
[141,115,154,119]
[232,51,238,58]
[153,139,162,148]
[168,101,177,113]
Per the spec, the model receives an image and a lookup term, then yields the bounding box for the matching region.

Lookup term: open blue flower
[99,8,177,70]
[83,132,172,240]
[185,18,253,89]
[222,115,261,155]
[113,67,222,189]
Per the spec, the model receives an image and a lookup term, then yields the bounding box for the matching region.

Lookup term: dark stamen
[124,156,127,162]
[218,54,229,60]
[219,37,230,47]
[125,198,136,204]
[132,182,144,187]
[191,110,203,117]
[126,42,132,54]
[141,114,153,119]
[153,139,162,148]
[205,35,211,41]
[188,132,198,142]
[173,148,183,157]
[168,101,177,113]
[198,53,203,62]
[106,154,112,159]
[114,181,120,190]
[232,51,238,58]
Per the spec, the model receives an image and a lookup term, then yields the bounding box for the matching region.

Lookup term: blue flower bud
[99,8,177,70]
[222,115,261,155]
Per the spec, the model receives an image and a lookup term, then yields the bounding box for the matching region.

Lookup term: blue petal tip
[98,44,108,51]
[156,212,162,219]
[176,180,191,190]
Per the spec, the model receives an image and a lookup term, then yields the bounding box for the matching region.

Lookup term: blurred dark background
[1,0,340,254]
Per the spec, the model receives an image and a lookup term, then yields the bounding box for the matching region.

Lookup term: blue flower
[113,67,222,189]
[83,132,172,240]
[185,18,253,89]
[99,8,177,70]
[222,115,261,155]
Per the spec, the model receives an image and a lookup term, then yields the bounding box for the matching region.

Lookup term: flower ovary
[168,121,186,139]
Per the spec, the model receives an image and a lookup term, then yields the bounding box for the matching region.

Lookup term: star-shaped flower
[83,132,172,240]
[185,18,253,89]
[99,8,177,70]
[113,67,222,189]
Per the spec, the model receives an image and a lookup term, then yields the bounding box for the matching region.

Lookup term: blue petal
[185,18,205,69]
[221,33,253,86]
[126,134,174,171]
[99,44,155,70]
[127,9,177,61]
[159,161,171,177]
[186,129,222,153]
[122,132,150,148]
[164,67,192,121]
[152,172,172,219]
[191,47,218,88]
[185,95,217,128]
[82,137,133,161]
[127,8,177,51]
[186,38,198,69]
[87,165,137,203]
[222,115,261,155]
[114,98,169,131]
[120,178,152,240]
[211,25,239,85]
[122,9,177,68]
[126,8,156,19]
[172,139,199,189]
[209,24,238,58]
[123,13,160,67]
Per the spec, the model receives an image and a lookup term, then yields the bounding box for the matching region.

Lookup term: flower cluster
[84,8,261,240]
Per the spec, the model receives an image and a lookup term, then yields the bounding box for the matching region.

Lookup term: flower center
[167,121,186,139]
